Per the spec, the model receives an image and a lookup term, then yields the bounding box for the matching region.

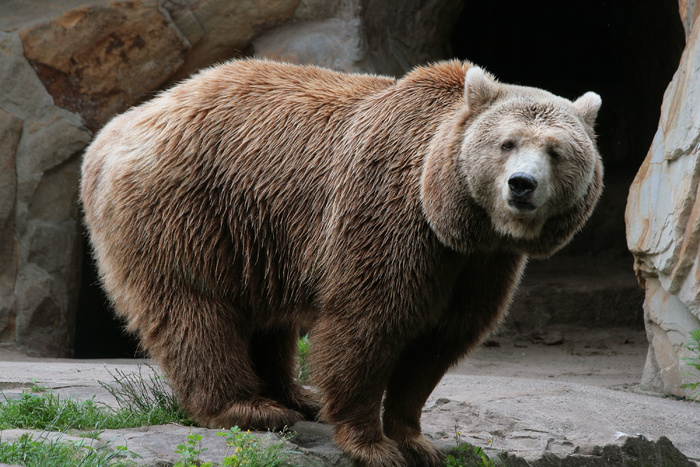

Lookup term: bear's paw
[203,397,305,431]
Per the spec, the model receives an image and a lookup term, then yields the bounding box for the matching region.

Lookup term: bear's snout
[500,147,553,217]
[507,172,538,211]
[508,172,538,197]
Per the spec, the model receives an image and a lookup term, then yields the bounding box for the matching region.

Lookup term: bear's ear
[572,92,602,127]
[464,67,499,113]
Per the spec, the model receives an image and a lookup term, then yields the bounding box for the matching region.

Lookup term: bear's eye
[548,148,562,160]
[501,141,515,151]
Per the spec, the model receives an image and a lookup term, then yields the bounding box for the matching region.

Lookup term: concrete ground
[0,328,698,466]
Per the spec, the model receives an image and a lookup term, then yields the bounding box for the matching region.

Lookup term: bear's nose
[508,172,538,197]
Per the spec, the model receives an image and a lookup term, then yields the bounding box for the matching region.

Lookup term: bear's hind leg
[250,325,321,421]
[141,291,304,431]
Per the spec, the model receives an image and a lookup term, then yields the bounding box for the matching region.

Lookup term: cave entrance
[450,0,685,334]
[75,230,140,358]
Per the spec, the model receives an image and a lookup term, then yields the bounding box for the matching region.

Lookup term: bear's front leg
[382,329,472,467]
[382,251,527,465]
[311,316,408,467]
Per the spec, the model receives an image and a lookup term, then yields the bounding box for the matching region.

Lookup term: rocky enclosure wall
[626,5,700,398]
[0,0,459,356]
[2,0,699,397]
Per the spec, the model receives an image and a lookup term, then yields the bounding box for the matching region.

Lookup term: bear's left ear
[464,67,499,114]
[572,92,602,127]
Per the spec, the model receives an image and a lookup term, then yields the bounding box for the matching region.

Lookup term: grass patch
[100,365,185,417]
[0,432,138,467]
[0,364,190,432]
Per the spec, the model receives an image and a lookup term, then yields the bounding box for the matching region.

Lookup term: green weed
[444,428,495,467]
[174,426,295,467]
[174,432,212,467]
[296,334,311,383]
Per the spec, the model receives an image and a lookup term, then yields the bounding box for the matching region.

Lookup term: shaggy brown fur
[80,59,603,467]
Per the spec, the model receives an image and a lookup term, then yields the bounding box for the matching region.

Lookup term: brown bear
[80,59,603,467]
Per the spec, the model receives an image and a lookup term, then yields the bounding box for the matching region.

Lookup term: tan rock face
[171,0,302,80]
[678,0,700,36]
[19,2,190,130]
[626,19,700,397]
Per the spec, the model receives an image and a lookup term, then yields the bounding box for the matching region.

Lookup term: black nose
[508,172,538,197]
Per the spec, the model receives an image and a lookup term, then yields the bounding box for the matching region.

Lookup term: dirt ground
[451,326,649,389]
[3,325,699,465]
[0,326,649,389]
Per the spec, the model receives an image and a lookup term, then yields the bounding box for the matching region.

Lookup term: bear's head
[421,66,603,258]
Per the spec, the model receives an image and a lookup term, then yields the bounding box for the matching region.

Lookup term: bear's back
[81,60,401,315]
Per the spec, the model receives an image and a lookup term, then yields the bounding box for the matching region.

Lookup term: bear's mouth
[508,199,536,212]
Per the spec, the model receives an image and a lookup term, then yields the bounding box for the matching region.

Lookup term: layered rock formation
[626,6,700,397]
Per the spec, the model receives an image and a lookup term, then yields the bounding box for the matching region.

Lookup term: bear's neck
[420,113,497,254]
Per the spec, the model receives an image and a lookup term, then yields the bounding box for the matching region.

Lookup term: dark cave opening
[450,0,686,257]
[450,0,685,333]
[75,230,141,358]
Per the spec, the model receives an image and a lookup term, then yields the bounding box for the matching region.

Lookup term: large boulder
[251,0,464,77]
[626,8,700,397]
[19,1,190,131]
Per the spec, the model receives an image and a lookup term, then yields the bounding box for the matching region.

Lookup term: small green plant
[174,432,212,467]
[174,427,294,467]
[218,426,293,467]
[27,379,48,394]
[296,334,311,383]
[680,329,700,401]
[444,428,495,467]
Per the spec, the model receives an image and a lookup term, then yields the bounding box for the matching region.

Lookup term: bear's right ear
[464,67,499,114]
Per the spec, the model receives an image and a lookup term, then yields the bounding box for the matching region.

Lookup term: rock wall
[0,0,304,356]
[0,0,460,356]
[626,5,700,397]
[7,0,692,367]
[0,30,92,356]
